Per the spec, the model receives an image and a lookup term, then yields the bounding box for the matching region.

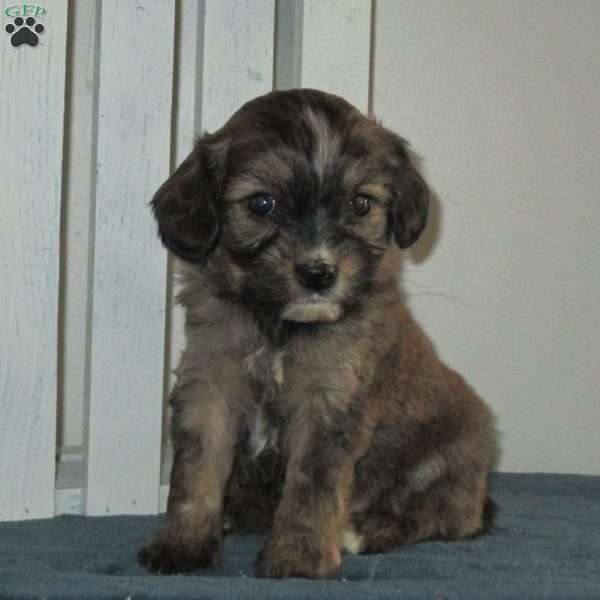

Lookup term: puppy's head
[153,89,428,323]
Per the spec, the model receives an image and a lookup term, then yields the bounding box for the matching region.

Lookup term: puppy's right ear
[151,138,222,263]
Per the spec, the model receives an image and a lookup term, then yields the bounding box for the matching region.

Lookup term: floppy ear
[389,138,429,249]
[151,137,222,263]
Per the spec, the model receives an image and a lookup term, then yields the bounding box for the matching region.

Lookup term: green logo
[4,4,46,17]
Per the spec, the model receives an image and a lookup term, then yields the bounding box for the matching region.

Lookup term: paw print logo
[5,16,45,48]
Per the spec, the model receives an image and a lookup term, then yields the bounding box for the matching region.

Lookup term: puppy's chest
[244,345,287,458]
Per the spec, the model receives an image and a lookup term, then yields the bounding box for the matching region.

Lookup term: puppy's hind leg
[138,380,239,574]
[356,475,494,554]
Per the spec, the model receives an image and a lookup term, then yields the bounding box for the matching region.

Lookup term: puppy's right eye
[248,193,275,216]
[351,194,372,217]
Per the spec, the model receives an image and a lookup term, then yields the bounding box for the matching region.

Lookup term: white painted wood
[200,0,275,131]
[58,0,98,449]
[55,488,83,516]
[57,482,170,517]
[55,449,169,515]
[173,0,203,161]
[0,0,68,520]
[84,0,175,515]
[55,449,84,515]
[56,482,169,516]
[276,0,372,112]
[163,0,275,482]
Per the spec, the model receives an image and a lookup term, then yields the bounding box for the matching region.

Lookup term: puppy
[138,89,497,579]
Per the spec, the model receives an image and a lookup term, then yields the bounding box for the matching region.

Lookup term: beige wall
[374,1,600,474]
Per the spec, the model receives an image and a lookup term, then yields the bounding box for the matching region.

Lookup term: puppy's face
[153,90,428,323]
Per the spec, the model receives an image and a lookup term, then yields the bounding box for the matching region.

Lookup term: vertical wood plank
[58,0,98,451]
[173,0,203,162]
[276,0,372,112]
[0,0,68,520]
[85,0,175,515]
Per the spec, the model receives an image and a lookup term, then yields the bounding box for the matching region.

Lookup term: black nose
[295,261,338,291]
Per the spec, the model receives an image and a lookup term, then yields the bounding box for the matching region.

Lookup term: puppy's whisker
[405,290,474,308]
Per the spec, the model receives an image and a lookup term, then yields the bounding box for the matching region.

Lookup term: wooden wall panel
[84,0,175,516]
[0,0,68,520]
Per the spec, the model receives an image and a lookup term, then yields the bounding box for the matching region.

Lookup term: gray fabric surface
[1,473,599,599]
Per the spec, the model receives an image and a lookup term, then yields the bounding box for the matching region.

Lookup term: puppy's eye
[248,193,275,216]
[351,194,371,217]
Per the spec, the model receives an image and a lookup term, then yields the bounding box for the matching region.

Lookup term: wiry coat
[138,89,497,579]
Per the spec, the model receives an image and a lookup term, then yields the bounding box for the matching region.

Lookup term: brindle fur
[138,89,498,579]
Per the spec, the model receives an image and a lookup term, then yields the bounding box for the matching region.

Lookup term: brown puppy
[138,89,498,579]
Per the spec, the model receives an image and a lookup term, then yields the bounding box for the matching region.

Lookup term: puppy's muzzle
[295,261,337,291]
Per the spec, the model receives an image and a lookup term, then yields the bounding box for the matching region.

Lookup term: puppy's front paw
[255,531,341,579]
[138,527,221,574]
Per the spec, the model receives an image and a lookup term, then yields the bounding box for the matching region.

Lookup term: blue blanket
[1,473,599,599]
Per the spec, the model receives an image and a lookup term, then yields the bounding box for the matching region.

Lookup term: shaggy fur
[138,89,498,579]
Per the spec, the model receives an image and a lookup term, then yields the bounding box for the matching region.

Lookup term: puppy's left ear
[151,136,223,263]
[389,137,429,249]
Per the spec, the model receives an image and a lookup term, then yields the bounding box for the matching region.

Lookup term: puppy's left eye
[248,193,276,216]
[351,194,371,217]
